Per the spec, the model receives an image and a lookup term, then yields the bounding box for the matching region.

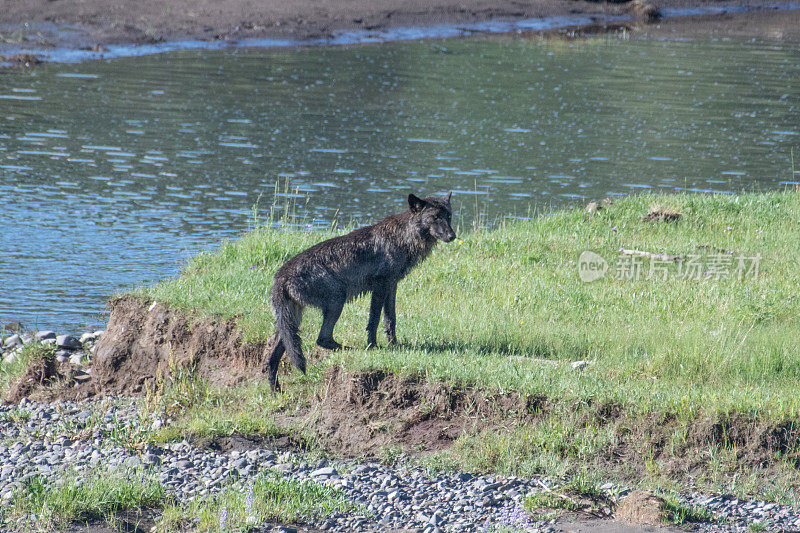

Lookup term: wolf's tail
[270,284,306,373]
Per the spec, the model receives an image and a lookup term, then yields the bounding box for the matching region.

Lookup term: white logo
[578,251,608,282]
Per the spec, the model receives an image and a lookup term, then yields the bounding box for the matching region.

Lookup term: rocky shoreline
[1,329,799,532]
[1,329,101,368]
[2,395,800,532]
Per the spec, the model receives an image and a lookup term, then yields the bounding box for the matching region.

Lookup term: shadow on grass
[404,338,593,360]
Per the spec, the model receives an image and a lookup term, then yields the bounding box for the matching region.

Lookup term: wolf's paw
[317,338,342,351]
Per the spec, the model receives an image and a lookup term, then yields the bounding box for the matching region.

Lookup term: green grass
[4,469,167,530]
[143,366,320,444]
[158,471,364,532]
[137,190,800,418]
[436,410,617,479]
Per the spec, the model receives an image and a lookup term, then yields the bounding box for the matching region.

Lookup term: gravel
[1,331,799,532]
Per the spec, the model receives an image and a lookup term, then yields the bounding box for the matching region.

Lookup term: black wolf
[267,193,456,393]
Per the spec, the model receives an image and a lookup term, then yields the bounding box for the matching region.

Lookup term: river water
[1,34,799,332]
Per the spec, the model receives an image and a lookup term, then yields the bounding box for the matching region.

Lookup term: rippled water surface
[1,35,799,331]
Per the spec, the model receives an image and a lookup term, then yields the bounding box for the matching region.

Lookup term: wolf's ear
[408,194,426,213]
[443,191,452,204]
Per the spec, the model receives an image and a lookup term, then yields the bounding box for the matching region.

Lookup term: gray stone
[56,335,81,350]
[89,451,102,466]
[69,352,84,365]
[311,466,338,478]
[35,331,56,341]
[3,334,21,347]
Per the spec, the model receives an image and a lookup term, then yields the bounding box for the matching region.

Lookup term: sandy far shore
[1,0,799,53]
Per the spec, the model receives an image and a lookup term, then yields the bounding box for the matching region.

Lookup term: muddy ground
[1,0,799,54]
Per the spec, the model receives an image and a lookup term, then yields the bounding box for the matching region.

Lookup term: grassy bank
[139,190,800,416]
[133,190,800,504]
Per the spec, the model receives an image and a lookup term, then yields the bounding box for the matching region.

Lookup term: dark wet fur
[267,193,456,393]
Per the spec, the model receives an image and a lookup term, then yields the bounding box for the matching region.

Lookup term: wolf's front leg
[383,282,398,345]
[366,282,389,348]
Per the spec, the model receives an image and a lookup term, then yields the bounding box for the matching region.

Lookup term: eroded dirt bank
[8,295,799,488]
[317,366,540,456]
[317,367,800,487]
[89,295,271,397]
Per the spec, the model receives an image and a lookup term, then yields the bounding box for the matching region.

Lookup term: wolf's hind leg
[317,295,345,350]
[268,338,286,394]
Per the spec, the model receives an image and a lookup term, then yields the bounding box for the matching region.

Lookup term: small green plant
[662,495,716,525]
[379,444,405,465]
[523,490,580,512]
[0,409,31,424]
[418,452,460,477]
[564,467,605,500]
[108,414,153,450]
[749,521,767,532]
[141,353,210,422]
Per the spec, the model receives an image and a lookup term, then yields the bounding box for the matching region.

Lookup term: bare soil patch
[62,511,158,533]
[3,295,272,402]
[552,518,683,532]
[616,490,668,526]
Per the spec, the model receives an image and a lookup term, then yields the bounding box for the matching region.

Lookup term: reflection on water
[1,35,799,331]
